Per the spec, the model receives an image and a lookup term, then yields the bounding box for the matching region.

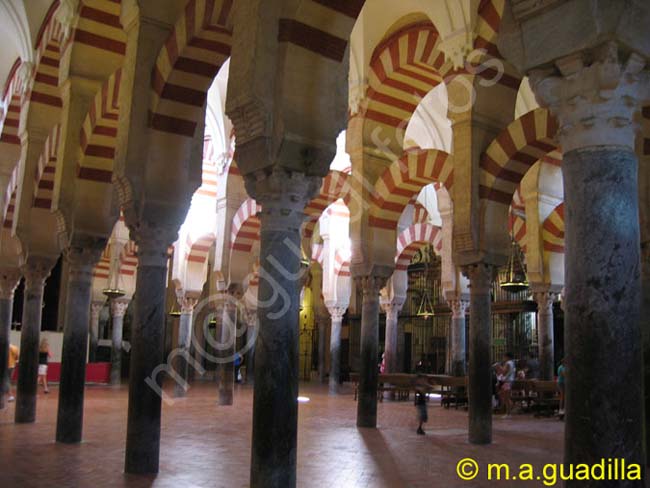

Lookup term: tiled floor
[0,381,566,487]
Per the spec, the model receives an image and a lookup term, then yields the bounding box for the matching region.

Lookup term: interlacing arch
[364,21,447,141]
[33,124,62,209]
[78,69,121,183]
[303,171,349,239]
[230,198,261,254]
[150,0,233,138]
[395,223,442,271]
[479,108,559,206]
[543,202,565,255]
[369,148,452,230]
[412,201,430,224]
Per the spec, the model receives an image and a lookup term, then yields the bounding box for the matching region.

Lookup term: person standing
[414,376,428,435]
[38,339,51,394]
[557,357,566,419]
[3,343,19,403]
[499,352,516,419]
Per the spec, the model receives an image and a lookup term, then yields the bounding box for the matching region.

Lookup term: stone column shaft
[327,307,346,394]
[218,295,237,405]
[56,244,103,443]
[110,299,129,386]
[124,225,176,475]
[0,268,21,409]
[174,294,196,398]
[533,291,556,381]
[317,317,327,383]
[448,298,469,377]
[464,264,493,445]
[15,258,53,424]
[356,275,388,428]
[89,302,102,363]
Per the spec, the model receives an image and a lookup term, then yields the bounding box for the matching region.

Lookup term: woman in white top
[499,352,516,419]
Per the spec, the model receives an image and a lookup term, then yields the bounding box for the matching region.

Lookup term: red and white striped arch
[78,68,121,183]
[311,242,324,266]
[150,0,232,138]
[92,246,111,281]
[66,0,126,57]
[412,200,430,224]
[33,124,62,209]
[303,170,349,239]
[196,135,219,199]
[509,187,526,252]
[29,2,63,112]
[479,108,559,206]
[334,250,350,278]
[365,22,446,139]
[395,223,442,271]
[543,202,564,255]
[2,173,18,230]
[230,198,261,253]
[0,59,25,153]
[370,148,452,230]
[187,233,215,265]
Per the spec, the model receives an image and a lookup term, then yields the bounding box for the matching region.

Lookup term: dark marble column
[248,171,320,488]
[56,243,104,443]
[0,268,22,409]
[317,314,327,383]
[463,263,493,445]
[110,299,129,386]
[218,293,237,405]
[15,257,54,424]
[327,306,346,394]
[533,290,556,381]
[355,273,389,428]
[174,293,197,398]
[530,48,648,480]
[124,224,177,475]
[381,300,403,374]
[642,242,650,466]
[448,298,469,377]
[244,309,257,383]
[88,301,102,363]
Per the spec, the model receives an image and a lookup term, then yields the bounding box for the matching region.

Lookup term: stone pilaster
[380,299,405,374]
[532,289,557,381]
[56,241,105,443]
[15,257,55,424]
[174,293,197,398]
[447,297,469,377]
[110,298,129,386]
[327,306,346,395]
[124,222,177,475]
[355,272,391,428]
[246,170,320,488]
[531,44,649,475]
[463,263,493,445]
[88,301,103,363]
[0,267,22,409]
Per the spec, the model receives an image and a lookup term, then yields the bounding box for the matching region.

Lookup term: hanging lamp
[416,291,435,319]
[499,238,529,293]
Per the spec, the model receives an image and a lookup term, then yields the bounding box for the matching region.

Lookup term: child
[414,377,428,435]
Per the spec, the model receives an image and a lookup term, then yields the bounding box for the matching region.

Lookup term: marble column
[248,171,320,488]
[463,263,493,444]
[88,301,103,363]
[0,268,22,409]
[327,306,346,394]
[642,242,650,466]
[356,274,389,428]
[110,299,129,386]
[218,293,237,405]
[124,224,177,475]
[15,257,54,424]
[448,298,469,377]
[381,300,404,374]
[317,315,327,383]
[531,46,648,475]
[533,290,556,381]
[244,309,257,383]
[56,244,104,443]
[174,294,197,398]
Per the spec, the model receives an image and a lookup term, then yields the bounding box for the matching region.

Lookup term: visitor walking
[499,352,516,418]
[38,338,51,393]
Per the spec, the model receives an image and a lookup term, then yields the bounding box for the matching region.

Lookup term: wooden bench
[437,376,468,409]
[529,380,560,417]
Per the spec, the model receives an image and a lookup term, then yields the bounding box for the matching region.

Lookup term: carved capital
[380,298,405,318]
[90,301,103,319]
[533,290,557,314]
[355,274,389,300]
[110,298,129,318]
[327,306,347,322]
[530,43,649,152]
[462,263,494,295]
[244,170,321,232]
[0,267,22,300]
[65,238,106,283]
[130,221,177,267]
[448,298,470,319]
[21,257,56,293]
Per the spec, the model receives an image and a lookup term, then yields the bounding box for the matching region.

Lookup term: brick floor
[0,381,567,487]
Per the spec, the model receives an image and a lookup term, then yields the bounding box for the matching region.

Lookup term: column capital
[0,267,22,300]
[533,290,557,314]
[530,42,650,152]
[110,298,130,318]
[175,292,199,315]
[65,238,106,283]
[448,298,470,319]
[380,298,405,317]
[130,221,177,267]
[90,301,103,316]
[462,263,494,295]
[327,306,347,322]
[244,169,321,232]
[21,256,56,292]
[355,274,389,298]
